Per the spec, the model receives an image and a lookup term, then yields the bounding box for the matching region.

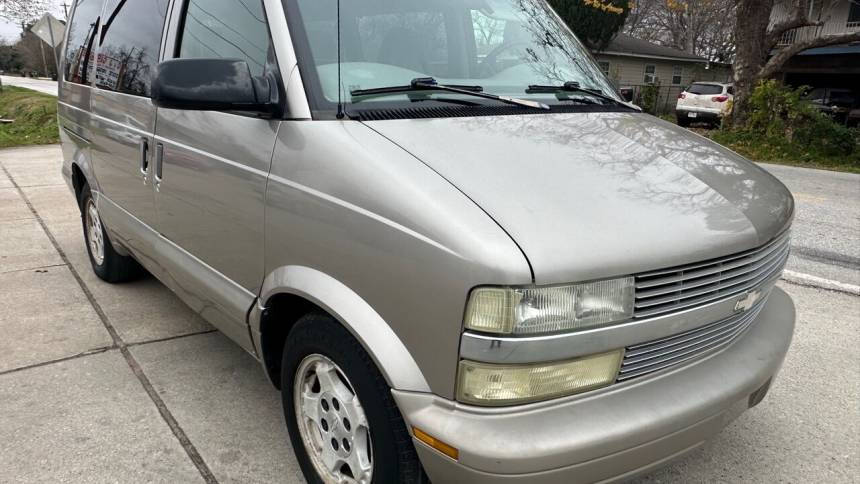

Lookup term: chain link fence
[618,84,687,116]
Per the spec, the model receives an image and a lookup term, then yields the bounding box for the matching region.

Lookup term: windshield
[286,0,621,113]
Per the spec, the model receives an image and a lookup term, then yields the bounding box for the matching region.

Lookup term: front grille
[634,231,791,319]
[618,300,766,382]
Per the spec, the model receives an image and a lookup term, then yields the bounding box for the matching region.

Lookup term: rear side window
[65,0,103,84]
[687,83,722,95]
[95,0,170,96]
[178,0,271,77]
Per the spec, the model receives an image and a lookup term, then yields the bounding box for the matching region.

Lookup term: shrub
[636,82,661,115]
[744,79,856,157]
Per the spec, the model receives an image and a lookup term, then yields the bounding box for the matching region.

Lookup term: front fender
[254,265,431,393]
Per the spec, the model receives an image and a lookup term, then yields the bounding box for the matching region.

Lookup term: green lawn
[0,86,60,148]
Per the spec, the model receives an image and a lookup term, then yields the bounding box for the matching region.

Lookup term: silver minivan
[58,0,796,482]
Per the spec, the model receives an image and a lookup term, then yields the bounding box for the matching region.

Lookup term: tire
[79,183,142,283]
[282,313,427,484]
[676,114,690,127]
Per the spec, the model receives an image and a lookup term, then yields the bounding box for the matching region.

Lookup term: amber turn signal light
[412,427,459,460]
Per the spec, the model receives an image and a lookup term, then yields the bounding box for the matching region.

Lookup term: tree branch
[764,0,825,49]
[766,18,822,48]
[760,30,860,78]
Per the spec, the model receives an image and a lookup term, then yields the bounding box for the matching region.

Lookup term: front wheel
[282,313,427,484]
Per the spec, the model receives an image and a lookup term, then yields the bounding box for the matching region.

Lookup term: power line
[185,13,264,69]
[188,0,266,56]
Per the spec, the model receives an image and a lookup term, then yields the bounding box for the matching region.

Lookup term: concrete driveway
[0,145,858,483]
[0,76,59,96]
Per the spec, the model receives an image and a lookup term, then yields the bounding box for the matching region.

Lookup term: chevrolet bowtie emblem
[735,290,763,312]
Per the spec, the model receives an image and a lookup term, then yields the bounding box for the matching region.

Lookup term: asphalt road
[761,163,860,290]
[0,75,59,96]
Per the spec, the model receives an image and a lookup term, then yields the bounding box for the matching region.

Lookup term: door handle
[154,143,164,188]
[139,138,149,177]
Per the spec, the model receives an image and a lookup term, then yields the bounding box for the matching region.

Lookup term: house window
[849,2,860,27]
[598,60,610,76]
[671,65,683,85]
[644,64,656,84]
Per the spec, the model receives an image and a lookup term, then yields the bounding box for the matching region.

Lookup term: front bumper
[394,287,795,483]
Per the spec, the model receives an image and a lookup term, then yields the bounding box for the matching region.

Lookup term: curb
[782,270,860,296]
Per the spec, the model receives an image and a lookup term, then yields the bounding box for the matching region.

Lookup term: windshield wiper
[351,78,550,110]
[526,81,624,106]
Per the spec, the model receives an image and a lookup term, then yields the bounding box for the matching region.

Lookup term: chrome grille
[634,232,790,319]
[618,300,766,382]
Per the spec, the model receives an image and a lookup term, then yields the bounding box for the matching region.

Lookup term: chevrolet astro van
[58,0,796,482]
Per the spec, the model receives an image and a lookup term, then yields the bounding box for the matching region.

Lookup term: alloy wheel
[294,354,373,484]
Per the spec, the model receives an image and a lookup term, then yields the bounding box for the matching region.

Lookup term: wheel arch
[254,265,431,394]
[67,146,99,209]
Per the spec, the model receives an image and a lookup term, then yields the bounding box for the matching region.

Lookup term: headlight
[464,277,634,335]
[457,350,624,406]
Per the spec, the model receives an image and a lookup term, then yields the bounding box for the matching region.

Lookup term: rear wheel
[282,313,427,484]
[676,114,690,127]
[79,184,141,283]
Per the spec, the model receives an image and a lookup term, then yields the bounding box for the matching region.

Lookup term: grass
[706,128,860,174]
[0,86,60,149]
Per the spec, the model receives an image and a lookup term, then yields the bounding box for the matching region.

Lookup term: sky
[0,0,69,42]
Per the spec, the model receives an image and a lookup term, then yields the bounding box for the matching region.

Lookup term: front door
[153,0,281,348]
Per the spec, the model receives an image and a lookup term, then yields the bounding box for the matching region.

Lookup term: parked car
[676,82,734,127]
[58,0,795,482]
[805,87,857,124]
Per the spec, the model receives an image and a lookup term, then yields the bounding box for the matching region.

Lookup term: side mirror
[152,58,276,114]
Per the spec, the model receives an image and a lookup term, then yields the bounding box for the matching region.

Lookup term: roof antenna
[335,0,345,119]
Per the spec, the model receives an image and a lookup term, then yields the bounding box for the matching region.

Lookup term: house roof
[598,34,709,63]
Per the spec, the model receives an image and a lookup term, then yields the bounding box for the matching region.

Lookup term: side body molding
[255,266,431,393]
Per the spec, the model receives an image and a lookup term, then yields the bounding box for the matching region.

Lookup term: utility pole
[39,40,50,78]
[61,2,70,20]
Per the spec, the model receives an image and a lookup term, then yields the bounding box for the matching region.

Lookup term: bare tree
[731,0,860,125]
[624,0,736,62]
[0,0,52,23]
[624,0,665,43]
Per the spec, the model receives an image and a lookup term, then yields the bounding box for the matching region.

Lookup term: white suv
[676,82,734,127]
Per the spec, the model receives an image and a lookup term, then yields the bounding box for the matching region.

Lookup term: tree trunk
[730,0,860,128]
[731,0,775,127]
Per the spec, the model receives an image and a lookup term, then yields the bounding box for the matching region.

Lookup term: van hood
[365,113,794,284]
